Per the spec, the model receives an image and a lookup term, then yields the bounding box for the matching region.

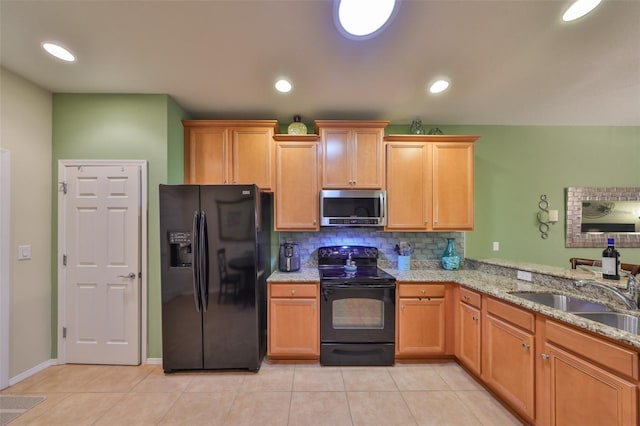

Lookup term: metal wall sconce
[537,194,559,239]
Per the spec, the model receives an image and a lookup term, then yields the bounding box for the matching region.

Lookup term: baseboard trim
[145,358,162,365]
[9,359,57,386]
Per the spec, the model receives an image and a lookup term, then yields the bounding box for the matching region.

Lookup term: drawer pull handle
[522,343,531,350]
[472,316,478,321]
[463,295,470,300]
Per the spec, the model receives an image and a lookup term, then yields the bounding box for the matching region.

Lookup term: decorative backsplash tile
[278,228,464,266]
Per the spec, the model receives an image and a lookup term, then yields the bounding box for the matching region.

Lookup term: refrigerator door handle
[192,210,201,312]
[200,211,209,312]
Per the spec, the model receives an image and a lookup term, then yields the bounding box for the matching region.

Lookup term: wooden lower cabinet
[540,320,638,426]
[482,297,535,422]
[268,282,319,359]
[396,282,453,358]
[456,287,482,376]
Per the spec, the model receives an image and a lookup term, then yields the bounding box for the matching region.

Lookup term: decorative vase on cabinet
[441,238,460,270]
[287,115,307,135]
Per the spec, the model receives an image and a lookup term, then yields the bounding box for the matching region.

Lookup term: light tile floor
[1,362,524,425]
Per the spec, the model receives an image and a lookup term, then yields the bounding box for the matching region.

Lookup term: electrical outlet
[517,270,532,282]
[492,241,500,251]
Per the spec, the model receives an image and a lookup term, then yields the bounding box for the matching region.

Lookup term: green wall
[51,94,189,359]
[388,124,640,266]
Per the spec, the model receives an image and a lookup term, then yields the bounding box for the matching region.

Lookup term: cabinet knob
[540,353,550,360]
[472,316,479,321]
[291,289,296,295]
[421,289,426,295]
[463,295,470,301]
[522,343,531,350]
[401,304,405,311]
[313,220,317,225]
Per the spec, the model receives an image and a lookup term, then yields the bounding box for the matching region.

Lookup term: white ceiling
[1,0,639,126]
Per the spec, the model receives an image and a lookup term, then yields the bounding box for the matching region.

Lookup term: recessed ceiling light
[275,79,292,93]
[562,0,602,22]
[335,0,397,39]
[429,80,450,94]
[41,42,76,62]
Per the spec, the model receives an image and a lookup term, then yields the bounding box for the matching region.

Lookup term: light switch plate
[18,245,31,260]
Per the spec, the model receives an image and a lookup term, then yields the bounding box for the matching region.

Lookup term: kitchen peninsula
[268,258,640,425]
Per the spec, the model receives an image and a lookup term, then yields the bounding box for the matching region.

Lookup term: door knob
[118,273,136,279]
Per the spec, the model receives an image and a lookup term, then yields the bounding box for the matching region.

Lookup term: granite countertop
[267,260,640,351]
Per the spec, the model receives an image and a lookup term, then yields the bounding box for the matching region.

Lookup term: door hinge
[58,181,67,194]
[62,254,67,266]
[62,327,67,338]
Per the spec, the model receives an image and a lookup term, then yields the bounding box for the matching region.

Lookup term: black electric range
[317,245,396,366]
[318,246,396,285]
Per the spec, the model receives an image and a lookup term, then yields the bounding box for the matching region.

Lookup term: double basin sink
[510,292,639,334]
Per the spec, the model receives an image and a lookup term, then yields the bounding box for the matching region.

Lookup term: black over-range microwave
[320,189,387,227]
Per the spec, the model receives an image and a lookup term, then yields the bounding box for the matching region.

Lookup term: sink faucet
[574,279,638,310]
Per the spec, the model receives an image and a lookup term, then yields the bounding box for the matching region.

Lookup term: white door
[60,163,141,365]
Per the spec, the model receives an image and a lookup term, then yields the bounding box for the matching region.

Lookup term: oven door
[320,283,395,344]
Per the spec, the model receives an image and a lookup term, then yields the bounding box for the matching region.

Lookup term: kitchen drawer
[398,283,445,298]
[459,287,481,308]
[486,297,535,333]
[545,320,638,380]
[269,282,318,298]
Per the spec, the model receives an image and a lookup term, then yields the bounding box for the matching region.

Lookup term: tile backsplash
[278,228,464,267]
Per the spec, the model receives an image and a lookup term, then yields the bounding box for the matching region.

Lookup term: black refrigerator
[159,184,271,372]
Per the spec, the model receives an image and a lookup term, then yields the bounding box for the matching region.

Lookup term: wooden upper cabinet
[316,120,389,189]
[183,120,278,190]
[274,135,320,231]
[384,135,479,231]
[432,142,475,230]
[386,141,431,230]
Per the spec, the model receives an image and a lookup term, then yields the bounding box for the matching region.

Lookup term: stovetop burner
[318,245,395,284]
[319,266,395,281]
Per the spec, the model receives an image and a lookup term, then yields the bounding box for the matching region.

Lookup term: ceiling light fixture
[41,42,76,62]
[562,0,602,22]
[275,79,292,93]
[335,0,397,39]
[429,79,450,94]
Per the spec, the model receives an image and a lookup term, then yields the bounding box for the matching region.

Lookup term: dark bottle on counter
[602,237,620,280]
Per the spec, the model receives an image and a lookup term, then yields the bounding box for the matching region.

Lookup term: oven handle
[321,283,396,289]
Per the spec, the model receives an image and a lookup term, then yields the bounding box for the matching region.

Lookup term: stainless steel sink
[574,312,639,334]
[510,292,612,312]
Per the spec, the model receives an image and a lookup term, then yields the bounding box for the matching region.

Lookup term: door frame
[57,159,148,364]
[0,149,10,389]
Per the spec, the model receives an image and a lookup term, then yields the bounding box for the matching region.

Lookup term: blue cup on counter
[398,255,411,271]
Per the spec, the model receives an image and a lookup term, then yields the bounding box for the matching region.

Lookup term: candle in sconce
[548,209,559,223]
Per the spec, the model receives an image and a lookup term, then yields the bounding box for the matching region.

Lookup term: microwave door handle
[380,193,386,218]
